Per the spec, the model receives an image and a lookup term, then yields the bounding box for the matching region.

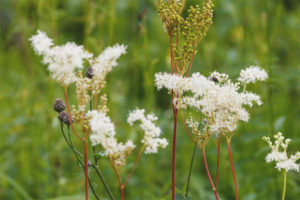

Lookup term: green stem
[184,144,197,199]
[60,124,99,200]
[91,147,115,200]
[282,170,287,200]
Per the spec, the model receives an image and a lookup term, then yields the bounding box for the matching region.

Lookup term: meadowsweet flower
[88,110,135,168]
[128,109,168,154]
[178,68,267,134]
[29,30,53,55]
[238,66,268,84]
[30,30,93,86]
[154,72,191,94]
[263,132,300,172]
[91,44,127,92]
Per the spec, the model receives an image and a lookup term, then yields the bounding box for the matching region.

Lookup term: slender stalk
[172,108,178,200]
[215,135,221,188]
[226,137,239,200]
[169,32,174,74]
[282,170,287,200]
[94,93,98,109]
[63,87,83,141]
[184,144,197,199]
[60,124,99,200]
[109,145,145,200]
[180,111,196,144]
[202,147,220,200]
[84,137,89,200]
[124,145,146,187]
[185,48,196,77]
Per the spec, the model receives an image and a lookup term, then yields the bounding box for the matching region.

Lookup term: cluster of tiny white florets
[263,132,300,172]
[128,109,168,154]
[154,72,192,94]
[88,110,135,168]
[30,30,126,90]
[30,30,93,86]
[91,44,127,93]
[155,66,267,134]
[238,66,268,84]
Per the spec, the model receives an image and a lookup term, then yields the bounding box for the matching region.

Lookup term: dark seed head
[53,98,66,113]
[58,111,68,122]
[63,113,73,125]
[209,76,219,83]
[85,67,93,79]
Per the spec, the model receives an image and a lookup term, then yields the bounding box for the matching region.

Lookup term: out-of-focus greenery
[0,0,299,199]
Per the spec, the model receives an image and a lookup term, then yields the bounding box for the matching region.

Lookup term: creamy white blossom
[29,30,53,55]
[30,30,93,86]
[91,44,126,86]
[128,109,168,154]
[238,66,268,84]
[88,110,135,168]
[263,132,300,172]
[172,67,268,134]
[154,72,191,93]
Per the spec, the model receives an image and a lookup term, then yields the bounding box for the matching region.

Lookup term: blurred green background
[0,0,299,199]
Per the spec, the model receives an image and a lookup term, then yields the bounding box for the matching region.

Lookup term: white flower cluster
[161,67,266,134]
[154,72,192,94]
[91,44,127,89]
[30,30,93,86]
[263,132,300,172]
[128,109,168,154]
[88,110,135,168]
[238,66,268,84]
[30,30,126,89]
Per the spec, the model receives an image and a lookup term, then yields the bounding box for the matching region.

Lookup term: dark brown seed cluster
[54,99,73,125]
[53,98,66,112]
[85,67,93,79]
[58,111,73,125]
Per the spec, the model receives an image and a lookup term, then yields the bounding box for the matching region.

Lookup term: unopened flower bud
[58,111,68,122]
[53,98,66,113]
[63,113,73,125]
[85,67,93,79]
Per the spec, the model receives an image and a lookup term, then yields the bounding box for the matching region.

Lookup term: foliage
[0,0,300,199]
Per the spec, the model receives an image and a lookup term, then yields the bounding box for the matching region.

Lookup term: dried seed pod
[53,98,66,113]
[85,67,93,79]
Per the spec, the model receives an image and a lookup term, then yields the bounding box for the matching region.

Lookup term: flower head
[154,72,191,94]
[238,66,268,84]
[30,30,93,86]
[128,109,168,154]
[263,132,299,172]
[88,110,135,168]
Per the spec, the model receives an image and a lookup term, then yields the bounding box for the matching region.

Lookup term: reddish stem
[215,135,221,188]
[172,107,178,200]
[202,147,220,200]
[226,138,239,200]
[94,93,98,109]
[84,138,89,200]
[121,186,125,200]
[169,32,174,74]
[124,146,145,187]
[180,112,196,145]
[63,88,83,141]
[185,48,196,77]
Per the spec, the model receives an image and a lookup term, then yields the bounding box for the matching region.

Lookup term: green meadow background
[0,0,299,199]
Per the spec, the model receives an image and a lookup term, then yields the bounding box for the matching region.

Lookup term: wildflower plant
[263,132,300,200]
[30,30,168,200]
[155,66,268,199]
[154,0,214,199]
